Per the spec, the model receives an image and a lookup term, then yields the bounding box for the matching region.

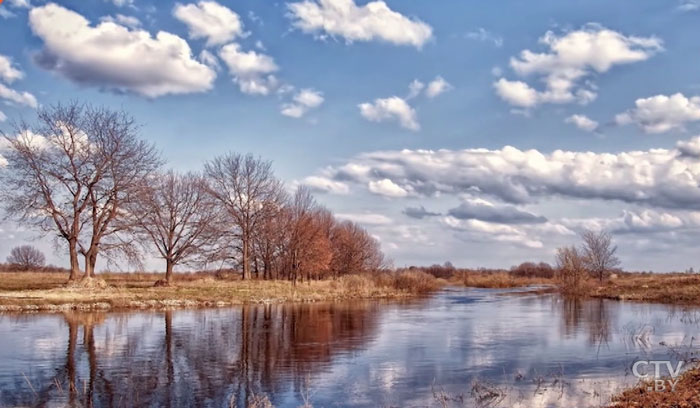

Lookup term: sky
[1,0,700,272]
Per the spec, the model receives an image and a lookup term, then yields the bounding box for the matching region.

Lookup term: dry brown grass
[448,270,552,289]
[0,271,443,312]
[608,366,700,407]
[589,273,700,305]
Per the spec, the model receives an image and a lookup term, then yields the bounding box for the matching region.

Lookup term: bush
[510,262,554,279]
[393,270,440,294]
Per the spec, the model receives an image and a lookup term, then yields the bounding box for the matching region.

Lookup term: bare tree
[2,103,97,280]
[330,220,384,277]
[204,153,285,280]
[580,229,620,282]
[555,245,586,294]
[133,171,218,285]
[0,102,160,282]
[7,245,46,270]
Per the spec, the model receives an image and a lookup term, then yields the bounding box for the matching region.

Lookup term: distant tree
[133,171,218,286]
[580,230,620,282]
[329,220,384,277]
[7,245,46,270]
[204,153,286,280]
[555,245,586,294]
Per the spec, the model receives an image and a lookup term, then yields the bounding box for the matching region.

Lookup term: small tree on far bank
[555,245,586,295]
[581,229,620,283]
[7,245,46,270]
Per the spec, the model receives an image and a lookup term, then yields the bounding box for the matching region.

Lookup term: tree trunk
[165,259,174,285]
[242,238,250,280]
[83,248,98,279]
[68,239,80,281]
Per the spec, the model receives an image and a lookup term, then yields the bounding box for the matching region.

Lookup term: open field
[0,271,441,312]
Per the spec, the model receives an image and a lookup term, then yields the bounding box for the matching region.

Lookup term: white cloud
[281,88,325,118]
[0,55,24,83]
[8,0,30,8]
[615,93,700,133]
[368,178,408,197]
[301,175,350,194]
[0,84,37,108]
[407,79,424,99]
[336,213,393,225]
[287,0,433,48]
[441,217,544,248]
[173,1,244,46]
[0,111,6,122]
[565,114,599,132]
[110,0,134,7]
[465,28,503,47]
[359,96,419,131]
[218,42,278,95]
[495,24,662,108]
[493,78,539,108]
[100,14,141,29]
[425,76,452,98]
[678,0,700,11]
[29,3,216,98]
[199,49,220,71]
[313,136,700,210]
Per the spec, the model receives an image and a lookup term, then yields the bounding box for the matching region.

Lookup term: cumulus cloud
[286,0,433,48]
[495,24,662,109]
[311,136,700,210]
[403,205,440,219]
[562,209,700,235]
[335,212,393,225]
[407,79,425,99]
[281,88,324,118]
[441,217,544,248]
[565,114,599,132]
[100,14,141,29]
[301,175,350,194]
[425,76,452,98]
[0,84,37,108]
[359,96,419,131]
[447,198,547,224]
[29,3,216,98]
[218,42,278,95]
[368,178,409,197]
[465,28,503,47]
[173,1,245,46]
[615,93,700,133]
[0,55,24,83]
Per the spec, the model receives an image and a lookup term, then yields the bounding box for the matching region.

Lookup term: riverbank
[587,273,700,305]
[608,366,700,407]
[0,271,441,312]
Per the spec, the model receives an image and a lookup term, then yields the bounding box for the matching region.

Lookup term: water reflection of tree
[12,302,380,407]
[559,298,612,351]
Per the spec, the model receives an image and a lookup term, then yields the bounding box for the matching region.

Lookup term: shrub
[393,271,440,294]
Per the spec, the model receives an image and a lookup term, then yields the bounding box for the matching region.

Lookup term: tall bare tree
[7,245,46,270]
[581,229,620,282]
[134,171,218,285]
[204,153,285,280]
[0,102,160,281]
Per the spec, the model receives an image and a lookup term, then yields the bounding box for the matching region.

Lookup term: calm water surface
[1,287,699,407]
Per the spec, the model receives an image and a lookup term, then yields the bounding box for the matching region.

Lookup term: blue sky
[1,0,700,271]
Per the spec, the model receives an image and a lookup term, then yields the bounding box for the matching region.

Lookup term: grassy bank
[587,273,700,305]
[608,366,700,407]
[0,271,442,312]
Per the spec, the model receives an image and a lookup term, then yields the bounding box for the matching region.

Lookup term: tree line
[0,102,385,285]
